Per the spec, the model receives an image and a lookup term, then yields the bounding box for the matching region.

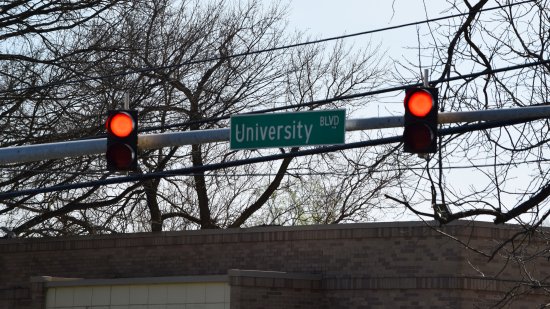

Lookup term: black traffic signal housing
[403,87,438,153]
[106,110,138,172]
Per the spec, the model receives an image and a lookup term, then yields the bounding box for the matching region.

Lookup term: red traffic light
[106,110,138,172]
[403,87,438,154]
[403,123,434,151]
[106,143,135,170]
[107,112,135,138]
[405,89,434,117]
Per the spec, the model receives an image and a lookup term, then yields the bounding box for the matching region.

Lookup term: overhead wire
[0,0,546,198]
[66,56,550,142]
[0,0,534,96]
[0,0,540,146]
[0,115,545,200]
[120,57,550,134]
[1,58,549,180]
[4,157,550,176]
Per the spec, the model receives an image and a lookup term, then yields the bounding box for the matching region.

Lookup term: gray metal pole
[139,128,229,150]
[0,139,106,165]
[1,105,550,164]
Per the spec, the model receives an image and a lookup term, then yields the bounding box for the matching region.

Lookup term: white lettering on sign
[320,115,340,128]
[234,121,313,144]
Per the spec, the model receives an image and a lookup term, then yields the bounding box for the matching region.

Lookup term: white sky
[281,0,458,118]
[280,1,454,221]
[286,0,452,55]
[281,0,524,223]
[287,0,451,35]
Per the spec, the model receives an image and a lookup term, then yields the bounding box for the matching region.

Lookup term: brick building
[0,221,548,308]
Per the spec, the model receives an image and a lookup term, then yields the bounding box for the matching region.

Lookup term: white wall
[45,281,230,309]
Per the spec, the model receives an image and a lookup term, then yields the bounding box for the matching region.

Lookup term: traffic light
[403,87,438,153]
[106,110,138,171]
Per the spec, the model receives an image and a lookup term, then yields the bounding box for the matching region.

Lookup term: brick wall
[229,270,322,309]
[0,221,548,308]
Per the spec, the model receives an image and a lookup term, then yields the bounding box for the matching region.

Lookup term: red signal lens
[403,123,434,151]
[106,143,135,169]
[106,110,138,172]
[406,90,433,117]
[107,112,134,138]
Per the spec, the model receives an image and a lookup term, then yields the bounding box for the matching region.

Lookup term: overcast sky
[286,0,452,54]
[282,0,512,222]
[287,0,450,35]
[280,0,461,117]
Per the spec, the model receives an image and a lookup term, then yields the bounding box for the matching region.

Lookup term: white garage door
[45,276,230,309]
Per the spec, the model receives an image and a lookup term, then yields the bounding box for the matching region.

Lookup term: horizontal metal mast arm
[2,105,550,164]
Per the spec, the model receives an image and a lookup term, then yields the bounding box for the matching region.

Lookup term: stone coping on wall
[0,220,538,253]
[31,270,549,295]
[228,270,549,294]
[33,274,229,288]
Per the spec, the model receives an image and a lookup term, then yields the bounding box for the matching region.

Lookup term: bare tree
[384,0,550,227]
[0,0,397,235]
[2,0,549,305]
[381,0,550,305]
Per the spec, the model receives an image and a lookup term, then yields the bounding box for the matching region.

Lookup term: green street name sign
[230,109,345,149]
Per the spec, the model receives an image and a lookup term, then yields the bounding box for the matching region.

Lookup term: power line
[18,51,550,147]
[0,115,543,200]
[10,52,550,148]
[0,0,534,96]
[0,137,396,199]
[4,157,550,176]
[0,1,542,147]
[5,103,549,165]
[73,57,550,144]
[138,57,550,133]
